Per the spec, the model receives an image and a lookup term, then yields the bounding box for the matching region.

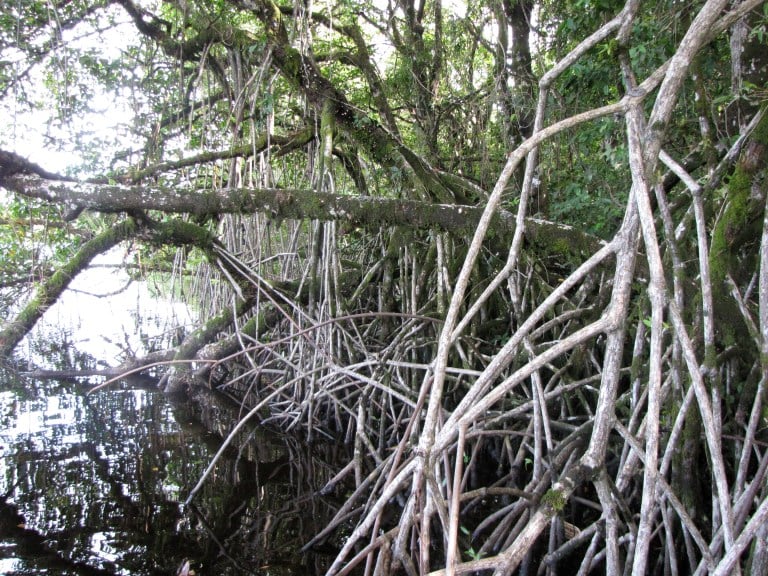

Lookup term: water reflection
[1,256,347,574]
[0,369,342,575]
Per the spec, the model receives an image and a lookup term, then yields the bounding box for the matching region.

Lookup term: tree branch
[1,171,604,256]
[0,220,137,358]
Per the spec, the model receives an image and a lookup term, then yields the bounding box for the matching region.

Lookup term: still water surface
[0,257,341,574]
[0,371,341,575]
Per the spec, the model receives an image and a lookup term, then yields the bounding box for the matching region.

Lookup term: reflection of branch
[67,277,134,298]
[0,496,115,575]
[187,502,247,571]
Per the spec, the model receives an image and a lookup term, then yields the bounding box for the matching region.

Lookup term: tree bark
[1,170,605,256]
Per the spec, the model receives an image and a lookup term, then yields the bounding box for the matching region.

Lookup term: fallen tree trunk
[0,170,604,258]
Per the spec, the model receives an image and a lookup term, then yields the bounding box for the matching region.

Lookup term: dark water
[0,262,347,574]
[0,367,343,575]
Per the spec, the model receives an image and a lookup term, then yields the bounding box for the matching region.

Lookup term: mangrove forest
[2,0,768,573]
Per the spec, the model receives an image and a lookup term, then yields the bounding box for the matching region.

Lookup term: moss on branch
[708,106,768,347]
[0,217,223,360]
[0,220,137,358]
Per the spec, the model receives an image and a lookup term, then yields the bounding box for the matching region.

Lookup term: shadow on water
[0,363,347,575]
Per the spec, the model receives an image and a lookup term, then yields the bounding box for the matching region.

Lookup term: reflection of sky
[0,256,337,573]
[90,531,121,565]
[0,262,198,573]
[0,360,337,574]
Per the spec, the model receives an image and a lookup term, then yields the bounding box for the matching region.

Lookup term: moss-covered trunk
[0,220,137,358]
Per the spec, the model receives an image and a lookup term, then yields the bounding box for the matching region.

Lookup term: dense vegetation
[2,0,768,574]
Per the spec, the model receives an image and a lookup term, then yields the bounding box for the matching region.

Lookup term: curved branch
[0,219,137,358]
[0,216,222,360]
[113,126,315,183]
[227,0,469,202]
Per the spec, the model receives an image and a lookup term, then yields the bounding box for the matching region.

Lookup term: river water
[0,256,343,575]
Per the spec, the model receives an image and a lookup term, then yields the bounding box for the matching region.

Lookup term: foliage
[0,195,86,309]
